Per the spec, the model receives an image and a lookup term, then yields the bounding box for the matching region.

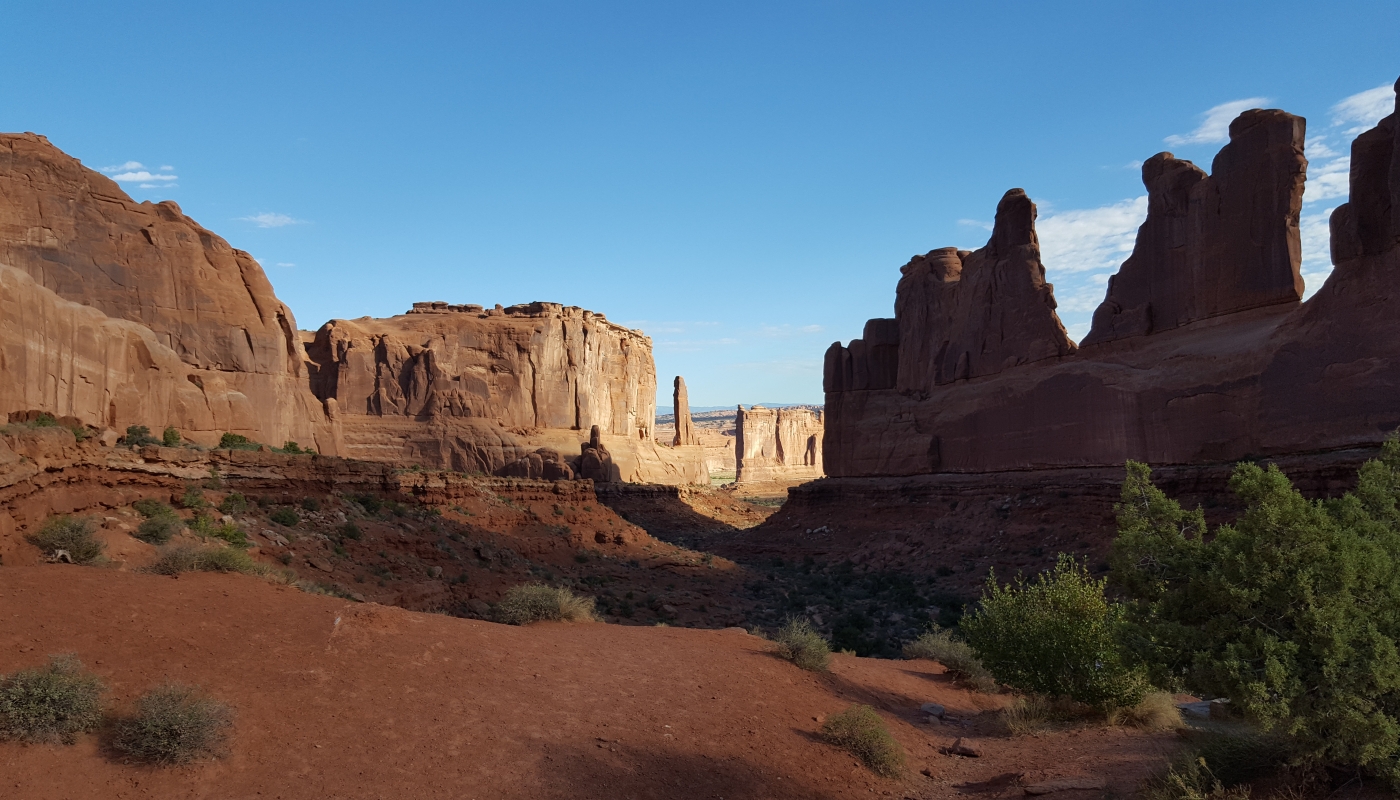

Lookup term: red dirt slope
[1,565,1176,799]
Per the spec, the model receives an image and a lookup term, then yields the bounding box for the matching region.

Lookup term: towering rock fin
[1083,109,1307,346]
[672,376,698,446]
[1329,76,1400,266]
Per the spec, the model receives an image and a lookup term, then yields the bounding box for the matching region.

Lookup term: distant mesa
[825,78,1400,476]
[735,405,823,484]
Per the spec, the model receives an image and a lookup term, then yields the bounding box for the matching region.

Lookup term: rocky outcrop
[824,90,1400,477]
[672,376,698,446]
[0,133,335,452]
[827,189,1075,396]
[307,303,706,483]
[734,405,823,484]
[1083,110,1307,345]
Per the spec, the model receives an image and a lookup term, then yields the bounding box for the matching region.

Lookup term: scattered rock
[308,558,333,573]
[941,737,982,758]
[428,566,443,579]
[1024,776,1106,795]
[920,702,945,719]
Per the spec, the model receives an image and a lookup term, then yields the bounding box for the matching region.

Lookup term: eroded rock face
[734,405,823,484]
[826,189,1075,396]
[307,303,706,483]
[0,134,335,452]
[1083,110,1307,345]
[672,376,698,446]
[824,92,1400,477]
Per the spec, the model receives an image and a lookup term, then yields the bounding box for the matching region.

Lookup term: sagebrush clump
[0,654,106,744]
[269,507,300,527]
[496,584,597,625]
[903,626,996,692]
[775,618,831,672]
[111,684,233,764]
[820,705,904,778]
[961,554,1148,711]
[148,545,260,576]
[26,515,105,564]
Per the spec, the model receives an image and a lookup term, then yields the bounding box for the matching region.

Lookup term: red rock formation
[672,376,698,446]
[306,303,706,483]
[824,89,1400,478]
[1083,110,1307,345]
[826,189,1075,396]
[734,405,823,484]
[0,133,335,452]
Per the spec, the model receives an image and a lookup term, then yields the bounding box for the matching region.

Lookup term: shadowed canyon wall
[824,88,1400,477]
[0,133,336,453]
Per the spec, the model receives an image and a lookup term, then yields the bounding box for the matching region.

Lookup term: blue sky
[2,2,1396,407]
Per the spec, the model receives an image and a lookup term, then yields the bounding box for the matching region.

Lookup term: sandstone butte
[824,85,1400,478]
[734,404,824,484]
[0,133,706,485]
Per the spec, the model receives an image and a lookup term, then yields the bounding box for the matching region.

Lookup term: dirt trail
[1,565,1177,799]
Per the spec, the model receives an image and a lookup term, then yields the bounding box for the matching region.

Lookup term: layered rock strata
[824,91,1400,477]
[306,303,706,483]
[734,405,823,484]
[0,133,336,452]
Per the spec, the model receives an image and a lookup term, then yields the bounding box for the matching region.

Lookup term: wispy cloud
[276,262,296,268]
[957,218,992,231]
[1037,196,1147,275]
[1164,97,1269,147]
[101,161,178,189]
[239,212,305,228]
[1332,82,1396,136]
[101,160,146,173]
[110,170,178,183]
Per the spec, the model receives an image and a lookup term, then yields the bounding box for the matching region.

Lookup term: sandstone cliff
[672,376,698,446]
[0,133,336,452]
[824,90,1400,477]
[734,405,823,484]
[306,302,706,483]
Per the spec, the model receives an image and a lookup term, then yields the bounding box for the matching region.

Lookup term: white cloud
[1299,206,1336,300]
[1305,156,1351,204]
[1036,195,1147,275]
[101,160,144,173]
[109,170,178,183]
[276,262,296,268]
[159,165,174,171]
[1332,82,1396,136]
[957,218,993,231]
[138,182,178,189]
[1164,97,1269,147]
[239,212,305,228]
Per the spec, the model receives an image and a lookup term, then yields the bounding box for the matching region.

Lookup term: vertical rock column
[672,376,698,446]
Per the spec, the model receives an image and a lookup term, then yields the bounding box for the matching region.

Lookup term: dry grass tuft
[820,704,905,778]
[903,626,997,692]
[496,584,597,625]
[775,618,831,672]
[1108,691,1185,731]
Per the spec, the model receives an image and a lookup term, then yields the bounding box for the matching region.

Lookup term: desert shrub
[280,440,303,454]
[300,497,320,512]
[209,522,248,549]
[775,618,831,672]
[1107,691,1185,731]
[903,626,996,692]
[269,507,299,527]
[820,705,904,778]
[123,425,160,446]
[218,492,248,515]
[147,545,259,576]
[350,494,382,514]
[217,432,258,451]
[1111,445,1400,783]
[0,655,106,744]
[960,554,1148,711]
[111,684,232,764]
[340,522,362,541]
[32,412,58,427]
[496,584,597,625]
[135,514,181,545]
[1142,730,1292,800]
[133,498,173,518]
[161,426,181,447]
[27,515,105,564]
[180,485,206,509]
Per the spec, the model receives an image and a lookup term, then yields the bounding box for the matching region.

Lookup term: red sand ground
[1,565,1178,799]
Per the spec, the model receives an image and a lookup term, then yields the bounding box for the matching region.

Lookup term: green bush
[496,584,597,625]
[217,432,258,451]
[180,485,207,510]
[960,554,1148,710]
[148,545,259,576]
[27,515,105,564]
[123,425,160,446]
[775,618,831,672]
[819,705,904,778]
[0,655,106,744]
[136,515,181,545]
[903,626,996,692]
[218,492,248,515]
[161,426,181,447]
[351,494,383,514]
[280,440,303,454]
[269,507,299,527]
[1111,445,1400,784]
[133,498,173,518]
[111,684,232,764]
[300,496,320,512]
[340,522,362,541]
